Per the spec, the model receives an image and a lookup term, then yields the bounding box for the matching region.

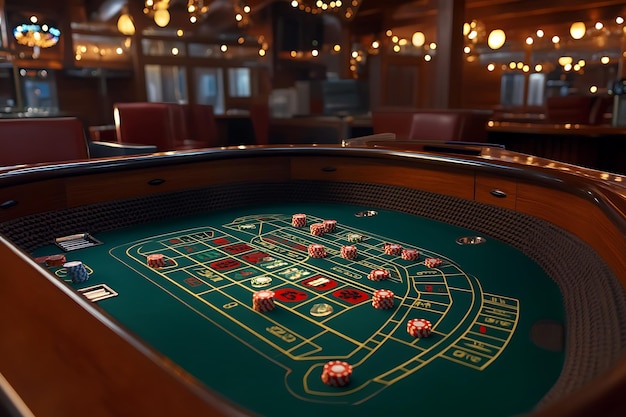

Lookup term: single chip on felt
[251,276,272,288]
[147,253,166,268]
[346,233,363,243]
[310,303,334,317]
[321,360,353,387]
[45,254,67,267]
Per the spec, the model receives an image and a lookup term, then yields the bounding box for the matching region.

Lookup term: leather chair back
[0,117,88,166]
[114,102,176,151]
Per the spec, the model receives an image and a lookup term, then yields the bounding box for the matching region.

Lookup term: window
[194,67,225,114]
[145,64,187,103]
[227,67,251,97]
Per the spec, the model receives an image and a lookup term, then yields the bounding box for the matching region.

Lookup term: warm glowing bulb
[117,13,135,35]
[154,9,170,27]
[525,37,534,45]
[558,56,573,66]
[487,29,506,49]
[487,63,495,71]
[570,22,586,39]
[412,31,425,47]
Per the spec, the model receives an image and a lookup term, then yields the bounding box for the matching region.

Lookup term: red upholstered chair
[114,102,177,151]
[407,112,465,141]
[182,104,219,148]
[372,108,416,139]
[545,95,610,125]
[409,110,491,142]
[546,96,593,124]
[0,117,89,166]
[250,101,270,145]
[114,102,216,151]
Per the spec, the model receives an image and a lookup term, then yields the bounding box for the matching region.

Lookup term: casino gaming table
[0,146,625,417]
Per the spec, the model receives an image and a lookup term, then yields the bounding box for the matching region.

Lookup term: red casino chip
[321,360,353,387]
[292,213,306,227]
[322,219,337,233]
[407,318,433,338]
[372,289,395,310]
[384,243,402,255]
[308,244,327,258]
[45,254,67,267]
[310,223,325,236]
[147,253,166,268]
[340,245,357,260]
[424,257,443,268]
[252,290,275,312]
[367,269,389,281]
[401,248,419,261]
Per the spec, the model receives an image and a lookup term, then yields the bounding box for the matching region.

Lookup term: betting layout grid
[110,212,519,403]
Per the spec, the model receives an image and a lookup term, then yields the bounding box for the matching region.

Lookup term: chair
[545,95,612,125]
[114,102,177,151]
[182,104,219,148]
[409,110,491,142]
[114,102,216,151]
[372,108,417,139]
[250,101,270,145]
[0,117,89,166]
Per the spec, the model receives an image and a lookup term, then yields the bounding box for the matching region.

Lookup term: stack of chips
[401,248,419,261]
[367,269,390,281]
[424,257,443,268]
[310,223,325,236]
[147,254,166,268]
[308,244,327,258]
[321,360,353,387]
[340,245,357,260]
[407,318,433,338]
[292,213,307,227]
[64,261,89,283]
[372,289,395,310]
[322,219,337,233]
[252,290,275,312]
[384,243,403,255]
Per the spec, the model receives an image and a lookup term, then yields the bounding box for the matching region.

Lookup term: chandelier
[13,22,60,49]
[290,0,362,20]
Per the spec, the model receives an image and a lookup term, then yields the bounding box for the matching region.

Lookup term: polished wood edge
[0,237,253,417]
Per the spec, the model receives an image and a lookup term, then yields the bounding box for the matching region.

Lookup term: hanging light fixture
[570,22,586,39]
[290,0,362,20]
[487,29,506,50]
[144,0,171,28]
[13,19,61,49]
[153,1,171,27]
[117,9,135,35]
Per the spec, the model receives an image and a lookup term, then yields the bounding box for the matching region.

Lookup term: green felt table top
[33,202,565,417]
